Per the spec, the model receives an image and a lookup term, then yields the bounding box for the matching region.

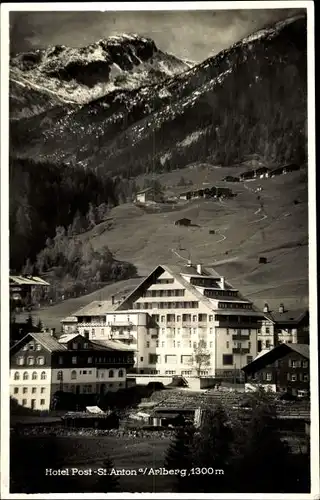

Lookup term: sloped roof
[264,308,308,324]
[72,300,117,317]
[58,333,80,343]
[61,316,78,323]
[242,343,309,373]
[91,339,136,352]
[117,264,261,315]
[10,275,50,286]
[10,332,68,352]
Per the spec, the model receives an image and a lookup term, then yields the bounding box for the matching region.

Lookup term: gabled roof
[58,333,81,343]
[10,332,135,354]
[242,343,309,373]
[264,309,308,324]
[72,300,117,317]
[10,332,67,353]
[136,187,155,194]
[10,275,50,286]
[117,264,261,315]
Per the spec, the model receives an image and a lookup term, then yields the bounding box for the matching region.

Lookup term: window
[266,373,272,381]
[23,387,28,394]
[57,370,63,381]
[14,372,19,380]
[36,344,41,351]
[22,399,27,406]
[88,370,92,375]
[72,342,78,350]
[82,370,87,375]
[23,371,28,380]
[87,357,93,364]
[265,340,270,348]
[177,316,181,322]
[84,343,89,349]
[162,342,165,348]
[41,387,45,394]
[40,371,46,380]
[118,369,124,378]
[223,354,233,365]
[291,374,297,382]
[248,342,251,350]
[140,357,144,362]
[209,315,213,322]
[71,370,77,380]
[156,341,159,347]
[303,374,309,382]
[37,357,45,365]
[40,399,45,406]
[210,342,213,348]
[161,316,165,322]
[32,387,37,394]
[72,356,77,364]
[109,370,114,378]
[58,356,63,365]
[32,371,37,380]
[146,341,150,348]
[27,357,35,366]
[177,341,180,348]
[226,341,229,348]
[247,356,253,364]
[193,315,197,322]
[303,360,308,368]
[28,344,35,351]
[101,329,104,336]
[266,327,270,334]
[209,328,213,334]
[14,387,19,394]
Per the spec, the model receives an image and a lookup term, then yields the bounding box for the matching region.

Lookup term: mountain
[10,33,193,106]
[10,14,307,174]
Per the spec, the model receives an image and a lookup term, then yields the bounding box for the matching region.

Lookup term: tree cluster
[165,391,310,493]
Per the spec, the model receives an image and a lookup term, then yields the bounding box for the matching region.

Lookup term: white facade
[10,368,52,411]
[64,264,264,378]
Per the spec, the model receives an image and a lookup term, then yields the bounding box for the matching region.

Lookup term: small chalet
[242,343,309,396]
[10,275,50,308]
[135,187,163,204]
[174,218,192,227]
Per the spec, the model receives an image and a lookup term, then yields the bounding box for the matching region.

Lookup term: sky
[10,8,303,62]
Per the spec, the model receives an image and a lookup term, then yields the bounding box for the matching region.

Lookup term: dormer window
[72,342,78,350]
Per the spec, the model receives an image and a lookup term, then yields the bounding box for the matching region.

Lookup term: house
[10,275,50,309]
[10,332,135,411]
[239,170,255,181]
[64,263,265,380]
[258,303,309,352]
[135,187,163,204]
[254,167,269,178]
[174,218,192,227]
[242,343,309,396]
[223,176,239,182]
[270,166,285,177]
[283,163,300,173]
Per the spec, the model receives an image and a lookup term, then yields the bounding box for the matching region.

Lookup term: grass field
[16,165,308,330]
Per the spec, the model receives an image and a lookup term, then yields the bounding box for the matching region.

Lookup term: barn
[175,218,192,227]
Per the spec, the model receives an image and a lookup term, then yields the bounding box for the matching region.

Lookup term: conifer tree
[164,425,195,492]
[94,456,119,492]
[192,404,233,492]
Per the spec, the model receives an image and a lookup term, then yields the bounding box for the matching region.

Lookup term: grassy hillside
[17,166,308,330]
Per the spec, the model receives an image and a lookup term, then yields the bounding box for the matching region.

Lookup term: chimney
[111,295,115,305]
[197,264,202,275]
[220,276,225,289]
[279,303,284,313]
[50,328,55,337]
[187,260,192,267]
[263,303,269,313]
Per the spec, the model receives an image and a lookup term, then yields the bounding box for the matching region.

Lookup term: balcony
[151,333,159,339]
[78,322,107,327]
[233,348,250,354]
[232,334,250,341]
[218,321,259,329]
